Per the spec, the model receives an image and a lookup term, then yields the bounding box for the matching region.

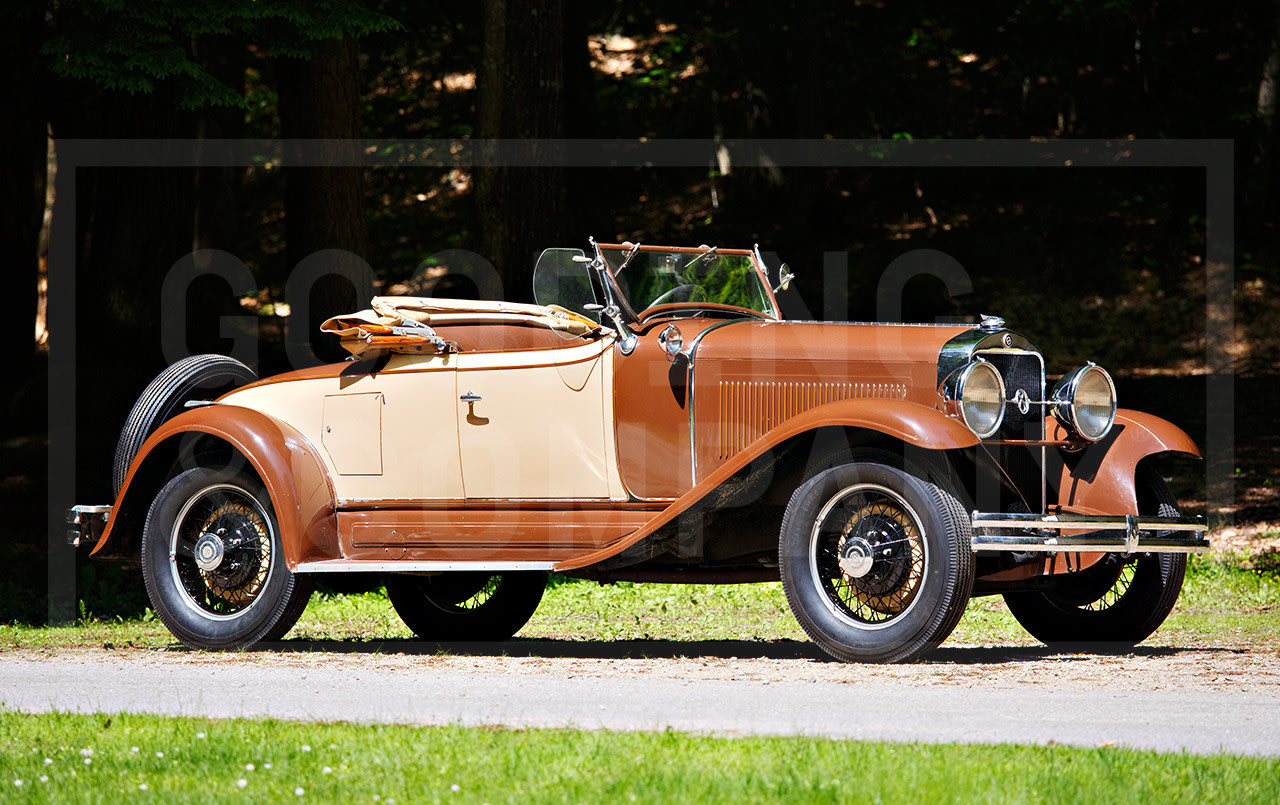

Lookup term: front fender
[560,398,977,571]
[1050,409,1201,516]
[93,405,339,569]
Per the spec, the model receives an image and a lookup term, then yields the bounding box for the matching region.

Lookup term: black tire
[1003,466,1187,648]
[779,462,974,664]
[141,466,312,650]
[386,572,548,641]
[114,355,257,497]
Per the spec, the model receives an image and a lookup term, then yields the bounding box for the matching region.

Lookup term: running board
[292,559,557,574]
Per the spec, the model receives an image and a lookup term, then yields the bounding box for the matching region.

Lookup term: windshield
[601,245,777,317]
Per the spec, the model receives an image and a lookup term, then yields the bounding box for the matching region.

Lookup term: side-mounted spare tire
[114,354,257,497]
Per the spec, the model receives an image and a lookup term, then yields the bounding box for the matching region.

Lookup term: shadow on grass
[221,638,1246,664]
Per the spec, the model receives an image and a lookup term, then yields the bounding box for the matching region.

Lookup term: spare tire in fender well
[113,354,257,497]
[93,406,339,568]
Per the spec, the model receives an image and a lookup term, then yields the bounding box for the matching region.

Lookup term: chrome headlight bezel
[1050,362,1117,442]
[945,359,1006,440]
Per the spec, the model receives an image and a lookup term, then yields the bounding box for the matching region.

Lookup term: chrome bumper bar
[971,512,1209,554]
[67,504,111,548]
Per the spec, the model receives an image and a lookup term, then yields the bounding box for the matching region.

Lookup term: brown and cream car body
[71,241,1207,662]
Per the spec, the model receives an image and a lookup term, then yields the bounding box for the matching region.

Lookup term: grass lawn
[3,552,1277,651]
[2,711,1278,805]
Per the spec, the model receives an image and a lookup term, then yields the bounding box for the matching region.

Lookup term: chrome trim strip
[685,319,753,485]
[973,512,1207,531]
[294,560,557,573]
[971,534,1209,553]
[970,511,1209,554]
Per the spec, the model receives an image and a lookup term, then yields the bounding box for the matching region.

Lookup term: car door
[456,338,616,499]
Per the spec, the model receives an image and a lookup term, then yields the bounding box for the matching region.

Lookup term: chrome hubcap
[838,536,875,578]
[193,531,226,572]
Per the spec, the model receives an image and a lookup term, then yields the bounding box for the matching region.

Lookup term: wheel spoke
[811,486,927,625]
[170,483,274,617]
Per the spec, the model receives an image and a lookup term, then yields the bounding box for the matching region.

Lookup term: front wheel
[386,572,547,641]
[1003,466,1187,648]
[779,462,974,663]
[141,467,312,650]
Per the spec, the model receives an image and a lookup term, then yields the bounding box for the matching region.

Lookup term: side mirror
[773,264,795,293]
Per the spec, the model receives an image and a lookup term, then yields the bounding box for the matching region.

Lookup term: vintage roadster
[70,240,1208,662]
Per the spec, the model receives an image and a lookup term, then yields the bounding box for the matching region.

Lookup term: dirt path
[10,638,1280,692]
[4,642,1279,756]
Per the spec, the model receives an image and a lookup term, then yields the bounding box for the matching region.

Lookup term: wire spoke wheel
[1003,465,1188,648]
[780,460,973,664]
[142,467,311,650]
[812,487,928,627]
[386,571,548,642]
[169,484,274,618]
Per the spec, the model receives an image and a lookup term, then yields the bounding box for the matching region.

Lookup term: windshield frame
[595,243,782,321]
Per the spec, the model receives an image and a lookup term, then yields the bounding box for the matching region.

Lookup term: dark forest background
[3,0,1279,620]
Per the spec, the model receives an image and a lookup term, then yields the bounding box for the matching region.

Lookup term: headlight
[948,359,1006,439]
[1050,362,1116,442]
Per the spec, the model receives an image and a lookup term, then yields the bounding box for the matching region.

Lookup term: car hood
[691,320,975,368]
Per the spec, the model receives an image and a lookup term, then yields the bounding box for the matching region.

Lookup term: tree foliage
[42,0,400,108]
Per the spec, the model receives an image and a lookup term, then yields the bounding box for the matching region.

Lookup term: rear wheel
[141,467,312,650]
[386,572,547,641]
[779,462,974,663]
[1003,466,1187,648]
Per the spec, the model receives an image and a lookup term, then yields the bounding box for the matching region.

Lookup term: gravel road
[4,641,1279,757]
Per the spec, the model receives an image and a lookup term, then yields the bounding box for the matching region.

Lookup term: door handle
[460,391,482,403]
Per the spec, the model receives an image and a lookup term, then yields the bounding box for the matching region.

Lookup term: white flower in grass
[196,732,206,739]
[238,779,248,789]
[451,784,460,792]
[322,767,331,775]
[246,764,255,772]
[43,758,52,766]
[295,786,305,796]
[13,780,22,787]
[264,763,272,770]
[155,752,164,759]
[79,748,93,757]
[83,758,92,765]
[140,783,148,791]
[131,747,139,753]
[39,776,48,783]
[301,745,311,753]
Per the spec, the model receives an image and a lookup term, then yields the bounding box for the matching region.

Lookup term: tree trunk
[0,6,50,380]
[475,0,568,303]
[1255,18,1280,224]
[275,38,370,365]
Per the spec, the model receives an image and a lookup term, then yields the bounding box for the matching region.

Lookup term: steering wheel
[648,284,701,307]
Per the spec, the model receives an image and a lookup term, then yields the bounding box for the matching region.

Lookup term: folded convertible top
[320,296,598,357]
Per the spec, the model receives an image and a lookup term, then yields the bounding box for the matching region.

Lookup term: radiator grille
[978,351,1045,441]
[717,380,907,459]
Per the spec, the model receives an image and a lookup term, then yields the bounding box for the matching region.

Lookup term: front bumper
[971,512,1208,554]
[67,505,111,549]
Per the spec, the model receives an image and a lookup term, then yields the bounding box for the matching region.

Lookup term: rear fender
[1049,409,1201,516]
[93,405,339,569]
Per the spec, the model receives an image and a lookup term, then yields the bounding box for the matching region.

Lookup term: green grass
[2,553,1278,652]
[1,711,1277,804]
